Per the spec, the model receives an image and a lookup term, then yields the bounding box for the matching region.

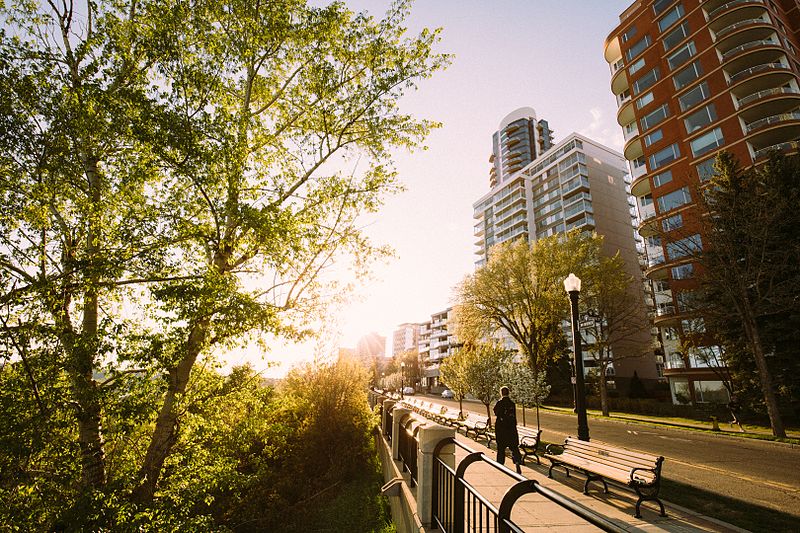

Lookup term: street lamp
[564,273,590,441]
[400,361,406,399]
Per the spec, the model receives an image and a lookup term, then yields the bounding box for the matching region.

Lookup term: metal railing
[385,408,394,442]
[738,86,800,107]
[745,111,800,132]
[431,438,625,533]
[398,415,419,487]
[728,62,785,84]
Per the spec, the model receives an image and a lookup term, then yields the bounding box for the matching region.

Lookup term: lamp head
[564,273,581,293]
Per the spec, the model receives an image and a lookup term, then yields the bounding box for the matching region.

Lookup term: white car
[441,389,454,399]
[402,386,415,395]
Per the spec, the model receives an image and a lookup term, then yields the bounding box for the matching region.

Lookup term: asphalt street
[428,395,800,519]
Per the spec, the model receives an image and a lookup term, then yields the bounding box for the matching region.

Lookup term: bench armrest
[629,466,658,486]
[545,442,564,455]
[520,435,539,446]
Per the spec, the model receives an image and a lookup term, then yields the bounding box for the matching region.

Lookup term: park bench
[438,407,461,427]
[457,413,490,440]
[486,426,542,464]
[544,437,666,518]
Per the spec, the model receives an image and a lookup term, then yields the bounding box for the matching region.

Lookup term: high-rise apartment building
[605,0,800,404]
[392,322,420,356]
[417,308,460,390]
[474,127,661,389]
[490,107,554,187]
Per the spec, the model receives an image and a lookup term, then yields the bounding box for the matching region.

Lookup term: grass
[660,478,797,532]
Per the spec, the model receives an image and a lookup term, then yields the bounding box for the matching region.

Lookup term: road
[426,395,800,519]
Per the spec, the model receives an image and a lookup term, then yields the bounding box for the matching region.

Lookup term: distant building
[417,308,460,390]
[604,0,800,404]
[490,107,554,187]
[392,323,421,356]
[354,332,386,368]
[474,120,661,390]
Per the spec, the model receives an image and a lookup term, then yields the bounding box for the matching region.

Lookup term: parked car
[441,389,454,399]
[402,386,415,395]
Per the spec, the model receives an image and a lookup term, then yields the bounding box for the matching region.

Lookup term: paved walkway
[453,434,746,532]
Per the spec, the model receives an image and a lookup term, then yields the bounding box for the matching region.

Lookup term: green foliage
[501,361,550,409]
[460,342,513,422]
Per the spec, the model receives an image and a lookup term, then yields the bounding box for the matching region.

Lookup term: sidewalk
[455,434,746,532]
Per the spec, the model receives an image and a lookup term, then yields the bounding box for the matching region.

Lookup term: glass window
[690,127,725,156]
[671,378,691,404]
[644,128,663,147]
[678,81,710,111]
[674,60,703,89]
[671,263,694,279]
[649,143,680,170]
[695,158,715,181]
[684,103,717,133]
[636,91,655,109]
[663,21,690,51]
[653,0,675,15]
[667,41,696,70]
[662,213,683,231]
[626,35,652,61]
[641,103,669,130]
[658,4,685,32]
[633,67,660,95]
[629,57,646,75]
[622,25,637,43]
[666,233,702,259]
[652,169,673,188]
[657,186,691,212]
[693,380,730,403]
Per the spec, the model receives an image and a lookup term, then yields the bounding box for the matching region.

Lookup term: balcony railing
[754,140,800,158]
[656,304,676,317]
[721,38,775,61]
[737,86,800,107]
[715,17,768,39]
[648,254,666,268]
[745,111,800,132]
[708,0,764,19]
[728,62,786,84]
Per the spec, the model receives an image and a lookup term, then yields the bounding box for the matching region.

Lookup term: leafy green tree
[695,152,800,438]
[439,348,470,417]
[460,342,513,425]
[452,231,601,376]
[501,361,550,429]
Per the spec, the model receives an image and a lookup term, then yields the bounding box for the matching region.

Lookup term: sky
[226,0,636,377]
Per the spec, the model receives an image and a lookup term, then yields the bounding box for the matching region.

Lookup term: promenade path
[452,433,746,532]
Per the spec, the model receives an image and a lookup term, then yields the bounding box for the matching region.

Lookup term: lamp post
[400,361,406,399]
[564,273,590,441]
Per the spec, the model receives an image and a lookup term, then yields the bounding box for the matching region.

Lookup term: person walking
[493,386,522,474]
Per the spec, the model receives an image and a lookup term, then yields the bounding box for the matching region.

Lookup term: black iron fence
[431,438,625,533]
[397,414,419,487]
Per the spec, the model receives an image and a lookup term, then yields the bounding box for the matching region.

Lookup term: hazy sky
[229,0,636,376]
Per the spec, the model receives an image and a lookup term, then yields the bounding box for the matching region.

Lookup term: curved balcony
[713,15,771,42]
[720,37,778,62]
[745,110,800,133]
[737,86,800,122]
[754,140,800,159]
[624,137,644,161]
[630,172,651,198]
[611,66,629,96]
[644,255,671,280]
[728,61,792,86]
[604,35,622,64]
[706,0,764,20]
[638,217,659,238]
[653,304,681,327]
[746,111,800,151]
[617,99,635,127]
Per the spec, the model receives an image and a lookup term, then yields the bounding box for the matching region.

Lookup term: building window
[695,158,715,181]
[626,35,652,61]
[657,186,691,212]
[666,233,702,260]
[663,21,690,51]
[644,128,663,147]
[649,143,680,170]
[662,213,683,231]
[641,103,670,130]
[658,4,685,32]
[653,0,676,15]
[622,25,637,43]
[671,263,694,279]
[667,41,696,70]
[637,91,655,109]
[652,169,673,188]
[693,380,730,403]
[684,103,717,133]
[633,67,660,95]
[678,81,710,111]
[690,127,725,157]
[674,60,703,89]
[629,57,646,75]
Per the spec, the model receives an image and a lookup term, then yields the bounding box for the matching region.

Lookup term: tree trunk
[131,316,210,502]
[741,305,786,438]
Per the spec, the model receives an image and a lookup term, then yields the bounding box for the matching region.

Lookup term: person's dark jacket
[493,396,519,445]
